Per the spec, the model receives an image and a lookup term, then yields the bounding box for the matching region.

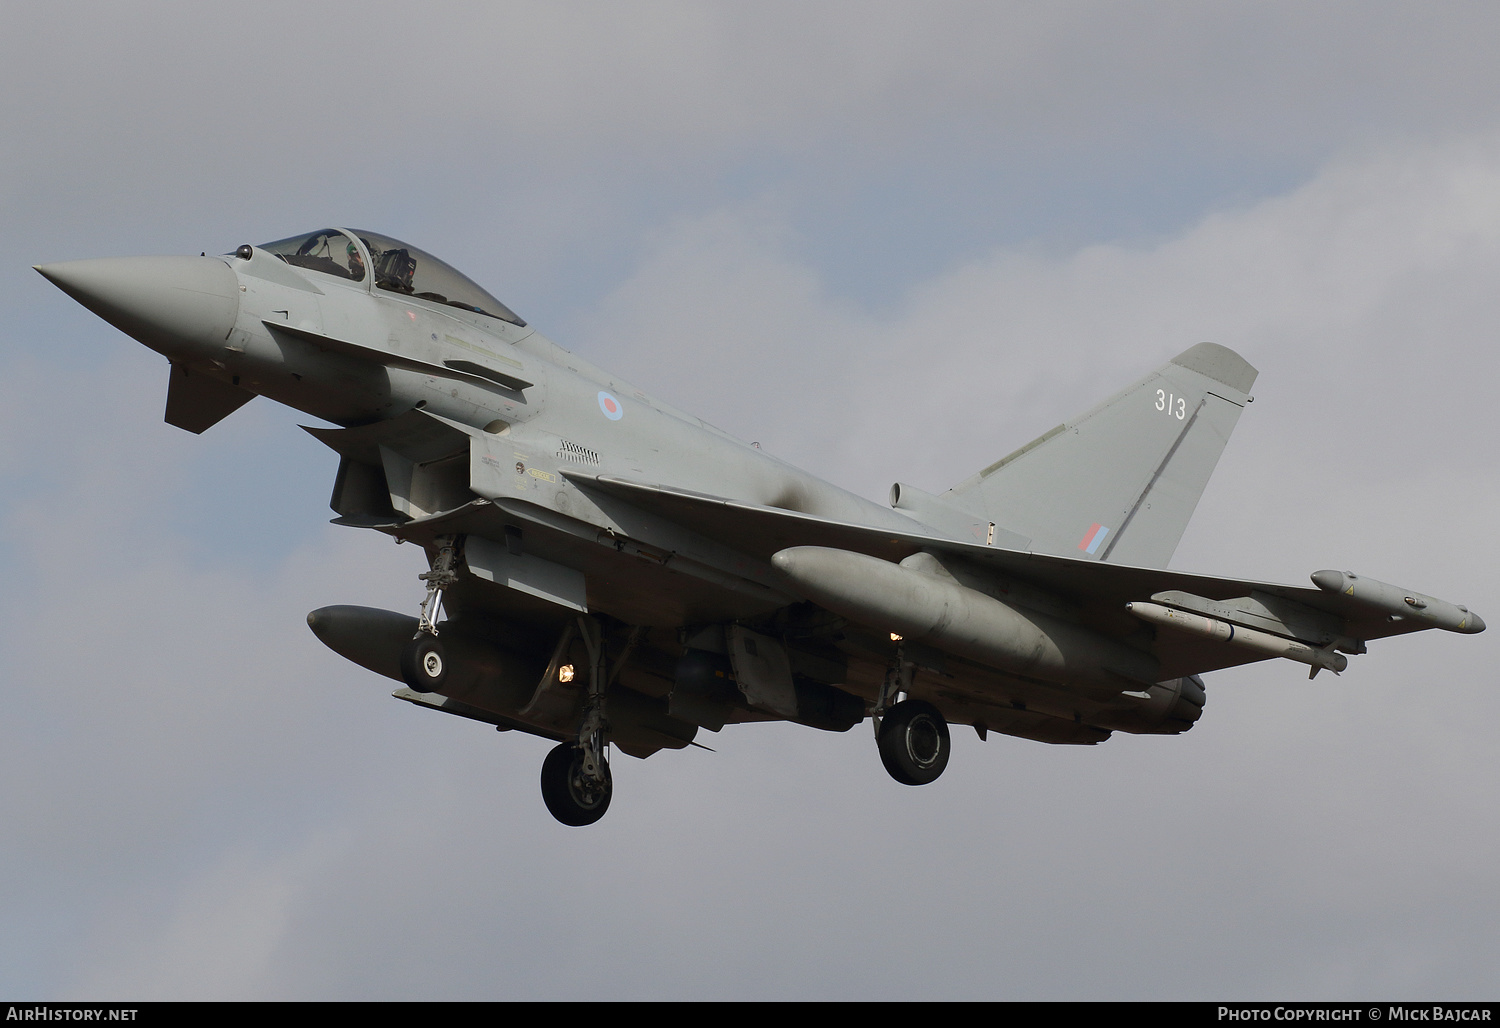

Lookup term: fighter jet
[35,228,1485,826]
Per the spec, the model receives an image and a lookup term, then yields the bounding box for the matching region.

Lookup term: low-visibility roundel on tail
[944,343,1258,568]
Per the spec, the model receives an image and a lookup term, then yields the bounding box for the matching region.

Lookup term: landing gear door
[727,626,798,719]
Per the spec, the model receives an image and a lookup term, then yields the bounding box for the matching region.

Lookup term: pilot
[345,240,366,280]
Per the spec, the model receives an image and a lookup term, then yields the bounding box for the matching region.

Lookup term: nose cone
[36,256,240,359]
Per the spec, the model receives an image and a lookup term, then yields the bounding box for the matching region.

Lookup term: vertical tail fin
[945,343,1258,568]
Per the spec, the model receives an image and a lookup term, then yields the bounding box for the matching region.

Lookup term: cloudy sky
[4,1,1499,1000]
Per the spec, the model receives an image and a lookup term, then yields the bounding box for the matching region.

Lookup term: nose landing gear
[399,535,459,694]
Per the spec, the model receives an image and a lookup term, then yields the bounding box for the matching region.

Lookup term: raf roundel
[598,391,623,421]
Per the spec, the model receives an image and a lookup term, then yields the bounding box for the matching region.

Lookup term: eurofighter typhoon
[36,229,1485,825]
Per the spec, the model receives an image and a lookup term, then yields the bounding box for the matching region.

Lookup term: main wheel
[877,699,951,785]
[540,743,613,826]
[399,633,447,693]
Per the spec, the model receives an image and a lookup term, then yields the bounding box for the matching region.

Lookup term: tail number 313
[1156,389,1186,420]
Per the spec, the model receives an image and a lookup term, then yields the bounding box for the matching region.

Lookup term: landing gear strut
[400,535,458,693]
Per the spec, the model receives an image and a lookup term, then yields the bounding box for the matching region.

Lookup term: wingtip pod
[1311,570,1485,634]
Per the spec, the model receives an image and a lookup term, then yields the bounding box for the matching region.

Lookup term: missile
[1125,601,1348,674]
[1310,571,1485,634]
[770,546,1159,690]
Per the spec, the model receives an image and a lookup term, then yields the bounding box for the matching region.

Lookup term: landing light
[558,664,575,683]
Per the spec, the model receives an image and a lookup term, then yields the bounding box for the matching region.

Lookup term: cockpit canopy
[258,228,525,326]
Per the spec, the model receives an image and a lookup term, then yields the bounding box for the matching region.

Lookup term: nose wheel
[399,633,447,692]
[876,699,951,785]
[540,742,613,826]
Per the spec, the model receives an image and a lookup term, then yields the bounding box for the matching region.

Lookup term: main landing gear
[537,615,613,825]
[540,741,613,826]
[534,615,615,827]
[872,639,952,786]
[876,699,951,785]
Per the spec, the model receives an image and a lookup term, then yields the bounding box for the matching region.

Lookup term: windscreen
[350,229,525,326]
[260,229,366,282]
